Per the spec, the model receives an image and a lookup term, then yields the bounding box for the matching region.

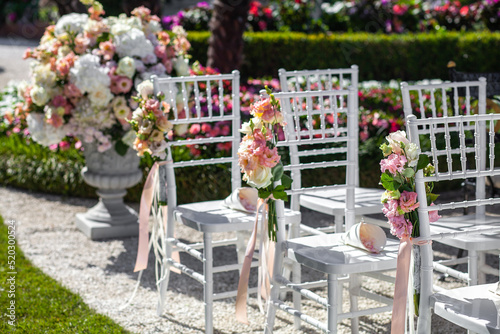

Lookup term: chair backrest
[401,78,487,125]
[407,113,500,330]
[151,71,241,209]
[272,88,358,243]
[401,79,488,213]
[278,66,361,186]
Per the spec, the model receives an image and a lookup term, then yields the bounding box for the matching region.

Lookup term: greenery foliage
[0,217,130,333]
[186,31,500,80]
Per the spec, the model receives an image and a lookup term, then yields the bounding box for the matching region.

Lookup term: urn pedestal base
[76,144,142,240]
[76,189,139,240]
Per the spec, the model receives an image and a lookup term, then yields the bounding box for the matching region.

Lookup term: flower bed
[164,0,500,34]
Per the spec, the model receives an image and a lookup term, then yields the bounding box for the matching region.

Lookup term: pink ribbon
[235,196,274,324]
[134,161,180,273]
[391,235,431,334]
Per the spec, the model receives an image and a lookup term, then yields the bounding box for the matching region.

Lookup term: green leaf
[427,193,439,205]
[258,189,271,199]
[114,140,129,156]
[272,163,284,181]
[417,154,430,171]
[281,174,292,188]
[402,168,415,178]
[272,189,288,201]
[273,185,285,192]
[380,172,400,191]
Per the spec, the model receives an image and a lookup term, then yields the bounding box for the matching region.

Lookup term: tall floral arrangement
[18,0,190,154]
[237,87,291,241]
[379,130,440,314]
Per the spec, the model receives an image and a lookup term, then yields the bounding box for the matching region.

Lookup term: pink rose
[428,203,441,223]
[189,124,201,135]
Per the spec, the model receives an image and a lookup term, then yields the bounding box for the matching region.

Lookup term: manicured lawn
[0,216,130,333]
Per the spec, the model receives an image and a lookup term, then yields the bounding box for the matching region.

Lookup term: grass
[0,216,130,333]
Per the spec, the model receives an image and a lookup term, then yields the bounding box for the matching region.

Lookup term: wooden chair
[407,113,500,333]
[264,88,399,334]
[278,66,384,235]
[151,71,301,334]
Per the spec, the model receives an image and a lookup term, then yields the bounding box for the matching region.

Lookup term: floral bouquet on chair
[237,86,291,241]
[379,130,440,315]
[18,0,190,154]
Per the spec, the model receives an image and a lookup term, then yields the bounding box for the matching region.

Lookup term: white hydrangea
[144,20,162,35]
[70,97,115,132]
[27,113,67,146]
[106,15,142,36]
[54,13,89,37]
[70,54,110,94]
[114,28,154,59]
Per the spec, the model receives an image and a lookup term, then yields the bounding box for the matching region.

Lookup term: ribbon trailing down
[235,196,275,324]
[391,235,431,334]
[134,160,179,272]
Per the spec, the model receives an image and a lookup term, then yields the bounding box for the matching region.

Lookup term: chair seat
[299,187,384,216]
[429,215,500,251]
[175,200,302,233]
[431,283,500,334]
[285,233,399,275]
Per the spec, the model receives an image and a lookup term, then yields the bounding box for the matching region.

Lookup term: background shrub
[187,31,500,80]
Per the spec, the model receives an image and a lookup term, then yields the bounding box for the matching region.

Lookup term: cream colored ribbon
[235,196,275,324]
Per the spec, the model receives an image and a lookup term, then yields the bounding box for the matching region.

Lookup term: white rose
[174,56,190,76]
[145,21,161,34]
[386,130,410,155]
[116,56,136,78]
[88,87,113,108]
[244,166,273,189]
[30,85,50,106]
[406,143,419,167]
[17,81,28,99]
[137,80,154,99]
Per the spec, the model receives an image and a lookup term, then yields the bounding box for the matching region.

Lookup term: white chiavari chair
[407,113,500,334]
[264,88,399,334]
[278,66,385,235]
[150,71,301,334]
[401,78,500,285]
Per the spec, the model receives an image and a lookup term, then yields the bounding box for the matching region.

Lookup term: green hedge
[187,31,500,81]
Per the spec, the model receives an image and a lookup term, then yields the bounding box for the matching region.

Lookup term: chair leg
[349,274,362,334]
[327,274,339,334]
[203,232,214,334]
[156,259,171,316]
[468,250,478,286]
[478,251,486,284]
[334,215,344,233]
[265,244,286,334]
[292,261,301,330]
[235,231,247,265]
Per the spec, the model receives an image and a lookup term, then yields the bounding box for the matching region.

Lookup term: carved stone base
[76,143,142,240]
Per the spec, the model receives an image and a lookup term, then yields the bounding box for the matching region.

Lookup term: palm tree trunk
[207,0,250,73]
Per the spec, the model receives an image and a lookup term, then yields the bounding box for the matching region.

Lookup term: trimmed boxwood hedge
[187,31,500,81]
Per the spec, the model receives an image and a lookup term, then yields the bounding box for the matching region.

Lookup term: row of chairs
[147,67,500,333]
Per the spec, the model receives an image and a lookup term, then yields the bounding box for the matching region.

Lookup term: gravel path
[2,186,499,333]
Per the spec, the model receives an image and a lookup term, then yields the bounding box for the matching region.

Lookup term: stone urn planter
[76,143,142,240]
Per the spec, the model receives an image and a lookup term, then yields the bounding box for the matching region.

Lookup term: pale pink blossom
[428,203,441,223]
[388,215,412,239]
[399,191,419,213]
[380,153,407,175]
[382,199,399,218]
